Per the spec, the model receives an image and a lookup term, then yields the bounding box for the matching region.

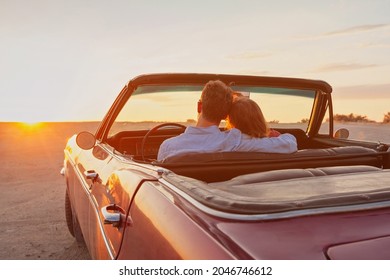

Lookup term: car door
[74,141,127,259]
[79,142,158,259]
[72,142,111,257]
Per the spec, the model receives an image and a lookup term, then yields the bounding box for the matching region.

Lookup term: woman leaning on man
[226,92,281,138]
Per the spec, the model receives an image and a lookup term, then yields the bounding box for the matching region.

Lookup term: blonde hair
[227,97,270,138]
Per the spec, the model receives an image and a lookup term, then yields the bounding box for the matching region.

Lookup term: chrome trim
[101,204,121,226]
[160,178,390,221]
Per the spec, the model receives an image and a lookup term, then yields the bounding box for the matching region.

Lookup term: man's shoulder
[160,133,184,146]
[160,128,194,147]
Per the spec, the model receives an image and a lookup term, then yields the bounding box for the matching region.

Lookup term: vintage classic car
[62,73,390,260]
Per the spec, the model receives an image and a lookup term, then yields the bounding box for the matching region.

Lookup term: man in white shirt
[157,80,297,162]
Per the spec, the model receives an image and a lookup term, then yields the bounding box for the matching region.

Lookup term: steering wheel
[141,122,187,161]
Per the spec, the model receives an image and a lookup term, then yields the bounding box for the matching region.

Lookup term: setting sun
[18,121,44,130]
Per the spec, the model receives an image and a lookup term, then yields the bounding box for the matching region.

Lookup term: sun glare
[19,121,44,130]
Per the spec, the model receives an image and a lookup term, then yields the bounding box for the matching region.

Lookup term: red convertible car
[62,73,390,259]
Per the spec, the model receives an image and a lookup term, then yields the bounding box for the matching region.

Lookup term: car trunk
[214,206,390,259]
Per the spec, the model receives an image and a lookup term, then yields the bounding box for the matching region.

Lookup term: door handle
[101,204,122,227]
[84,170,102,189]
[84,170,99,181]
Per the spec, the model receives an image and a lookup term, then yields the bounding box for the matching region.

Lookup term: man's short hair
[201,80,233,123]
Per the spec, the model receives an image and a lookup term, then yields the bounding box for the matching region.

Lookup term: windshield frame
[96,73,332,142]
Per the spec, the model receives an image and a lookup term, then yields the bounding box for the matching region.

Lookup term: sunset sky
[1,0,389,122]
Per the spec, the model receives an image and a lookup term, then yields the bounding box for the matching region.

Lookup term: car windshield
[108,85,316,136]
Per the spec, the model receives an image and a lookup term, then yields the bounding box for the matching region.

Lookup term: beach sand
[0,122,98,260]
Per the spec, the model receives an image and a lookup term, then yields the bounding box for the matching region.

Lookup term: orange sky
[1,0,389,123]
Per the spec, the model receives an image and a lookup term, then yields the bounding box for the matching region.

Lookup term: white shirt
[157,125,297,162]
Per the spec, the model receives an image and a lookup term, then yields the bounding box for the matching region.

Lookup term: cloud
[323,24,389,37]
[313,63,378,73]
[335,83,390,99]
[295,24,389,40]
[358,42,390,49]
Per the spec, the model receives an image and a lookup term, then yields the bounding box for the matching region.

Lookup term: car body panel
[118,180,236,259]
[65,139,161,259]
[215,208,390,259]
[327,235,390,260]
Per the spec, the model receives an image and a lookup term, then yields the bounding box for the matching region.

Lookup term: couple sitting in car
[157,80,297,162]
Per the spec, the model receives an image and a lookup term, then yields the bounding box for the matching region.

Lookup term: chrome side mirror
[334,128,350,139]
[76,131,96,150]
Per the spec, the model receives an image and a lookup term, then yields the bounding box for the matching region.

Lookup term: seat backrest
[162,146,379,164]
[156,146,387,182]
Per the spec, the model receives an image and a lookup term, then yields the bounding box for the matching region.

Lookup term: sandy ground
[0,122,99,260]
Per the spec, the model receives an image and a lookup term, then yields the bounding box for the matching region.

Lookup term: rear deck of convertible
[157,144,390,217]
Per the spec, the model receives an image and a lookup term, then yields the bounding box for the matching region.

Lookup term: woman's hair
[227,96,270,138]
